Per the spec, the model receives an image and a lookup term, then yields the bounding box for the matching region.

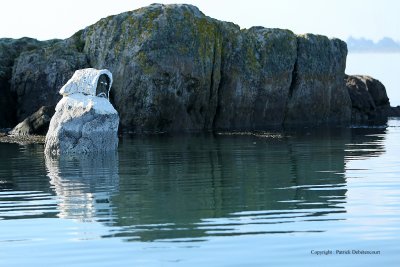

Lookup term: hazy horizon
[1,0,399,42]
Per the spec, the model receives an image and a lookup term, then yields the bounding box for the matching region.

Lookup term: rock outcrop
[10,39,89,122]
[9,105,55,136]
[284,34,351,126]
[214,26,297,130]
[0,38,58,127]
[78,4,352,132]
[81,4,223,132]
[45,69,119,154]
[1,4,398,133]
[345,75,392,123]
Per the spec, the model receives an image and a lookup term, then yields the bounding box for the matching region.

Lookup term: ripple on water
[0,122,400,266]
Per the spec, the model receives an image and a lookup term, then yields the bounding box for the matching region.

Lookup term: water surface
[1,120,400,266]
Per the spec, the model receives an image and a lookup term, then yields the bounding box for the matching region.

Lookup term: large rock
[45,94,119,154]
[79,4,351,131]
[82,4,222,132]
[387,106,400,117]
[0,38,57,127]
[284,34,352,126]
[214,26,297,130]
[10,38,89,122]
[9,105,55,136]
[3,4,396,133]
[345,75,391,123]
[45,69,119,154]
[362,76,390,107]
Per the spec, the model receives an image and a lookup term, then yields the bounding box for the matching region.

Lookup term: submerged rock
[45,69,119,154]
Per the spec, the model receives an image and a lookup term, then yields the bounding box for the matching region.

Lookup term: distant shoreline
[348,50,400,54]
[347,36,400,54]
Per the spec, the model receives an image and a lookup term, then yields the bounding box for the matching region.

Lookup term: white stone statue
[60,68,113,98]
[45,68,119,155]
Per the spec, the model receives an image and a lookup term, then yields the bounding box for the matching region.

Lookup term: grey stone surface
[80,4,352,131]
[284,34,352,126]
[9,105,55,136]
[214,26,297,130]
[0,38,58,127]
[1,4,397,133]
[81,4,223,132]
[45,94,119,155]
[345,75,391,123]
[10,40,89,122]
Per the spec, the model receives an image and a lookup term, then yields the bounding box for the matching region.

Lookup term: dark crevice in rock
[186,104,193,114]
[208,35,221,130]
[212,105,221,131]
[288,50,298,98]
[208,47,216,128]
[0,80,18,128]
[282,37,299,125]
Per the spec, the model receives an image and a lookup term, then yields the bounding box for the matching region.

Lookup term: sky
[1,0,399,42]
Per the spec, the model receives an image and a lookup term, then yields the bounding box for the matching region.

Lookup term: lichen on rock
[10,40,89,122]
[214,26,298,130]
[82,4,223,132]
[1,3,397,134]
[284,34,351,126]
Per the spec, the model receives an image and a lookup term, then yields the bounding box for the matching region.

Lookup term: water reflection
[346,127,387,160]
[45,153,119,221]
[0,126,388,242]
[107,130,354,241]
[0,143,49,192]
[0,144,57,220]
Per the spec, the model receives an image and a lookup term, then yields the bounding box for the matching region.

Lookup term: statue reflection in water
[45,152,119,222]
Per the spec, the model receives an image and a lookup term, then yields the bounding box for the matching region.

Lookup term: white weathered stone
[45,94,119,154]
[59,68,113,98]
[45,68,119,155]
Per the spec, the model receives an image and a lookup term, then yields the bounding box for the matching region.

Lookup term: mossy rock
[1,4,358,132]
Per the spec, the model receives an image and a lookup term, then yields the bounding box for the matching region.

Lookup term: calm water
[1,120,400,266]
[346,53,400,106]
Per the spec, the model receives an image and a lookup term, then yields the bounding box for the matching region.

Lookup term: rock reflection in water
[107,129,355,242]
[39,127,387,242]
[45,152,119,221]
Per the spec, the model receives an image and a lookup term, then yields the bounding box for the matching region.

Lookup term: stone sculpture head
[59,68,113,99]
[96,74,111,98]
